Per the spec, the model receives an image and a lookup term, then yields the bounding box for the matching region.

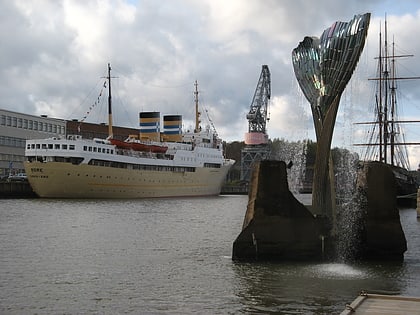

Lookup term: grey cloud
[1,0,420,168]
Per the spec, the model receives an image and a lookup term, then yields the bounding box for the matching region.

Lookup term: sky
[2,0,420,169]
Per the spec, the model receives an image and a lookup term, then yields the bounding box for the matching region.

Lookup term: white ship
[24,64,234,198]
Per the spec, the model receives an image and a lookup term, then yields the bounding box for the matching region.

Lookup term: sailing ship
[355,19,419,197]
[24,64,234,198]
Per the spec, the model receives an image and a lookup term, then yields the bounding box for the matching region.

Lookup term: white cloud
[2,0,420,168]
[268,95,311,140]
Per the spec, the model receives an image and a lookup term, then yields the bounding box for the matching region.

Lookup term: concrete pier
[0,181,37,198]
[356,162,407,260]
[232,160,330,261]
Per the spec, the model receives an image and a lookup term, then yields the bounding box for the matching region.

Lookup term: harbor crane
[241,65,271,181]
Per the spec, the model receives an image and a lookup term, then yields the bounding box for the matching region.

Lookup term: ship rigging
[354,19,420,170]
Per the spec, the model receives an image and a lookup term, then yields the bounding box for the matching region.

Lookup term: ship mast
[194,80,201,133]
[107,63,113,138]
[355,18,420,169]
[390,38,396,165]
[378,28,384,163]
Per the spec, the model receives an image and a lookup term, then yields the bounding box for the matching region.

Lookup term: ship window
[36,144,40,149]
[55,144,60,149]
[83,146,87,151]
[204,163,221,168]
[62,144,67,150]
[42,144,47,149]
[48,144,53,149]
[88,146,92,152]
[69,145,75,150]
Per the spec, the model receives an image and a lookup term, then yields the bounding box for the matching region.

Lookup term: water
[1,196,419,314]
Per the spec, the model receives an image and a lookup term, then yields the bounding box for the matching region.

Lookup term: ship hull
[24,161,231,199]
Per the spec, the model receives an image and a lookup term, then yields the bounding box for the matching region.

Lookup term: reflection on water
[306,263,367,279]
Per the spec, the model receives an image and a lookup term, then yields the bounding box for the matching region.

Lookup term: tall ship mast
[23,64,234,199]
[355,19,420,195]
[106,63,113,138]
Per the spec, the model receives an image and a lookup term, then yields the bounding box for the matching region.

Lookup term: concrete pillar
[232,160,330,261]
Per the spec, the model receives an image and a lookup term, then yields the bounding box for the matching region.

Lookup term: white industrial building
[0,109,66,177]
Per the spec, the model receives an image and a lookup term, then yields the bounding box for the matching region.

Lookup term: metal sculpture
[292,13,370,221]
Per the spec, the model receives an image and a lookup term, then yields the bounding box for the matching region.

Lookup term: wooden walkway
[340,292,420,315]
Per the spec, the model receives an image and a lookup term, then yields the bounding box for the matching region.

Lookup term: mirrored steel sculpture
[292,13,370,222]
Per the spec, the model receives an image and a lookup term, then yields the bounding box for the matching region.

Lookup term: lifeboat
[108,138,131,149]
[130,141,168,153]
[110,138,168,153]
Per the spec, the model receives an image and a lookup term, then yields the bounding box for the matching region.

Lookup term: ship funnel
[139,112,160,142]
[163,115,182,142]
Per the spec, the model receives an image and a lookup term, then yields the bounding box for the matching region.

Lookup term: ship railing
[67,134,83,140]
[115,148,173,160]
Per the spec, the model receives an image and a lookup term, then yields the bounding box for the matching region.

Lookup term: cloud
[1,0,420,168]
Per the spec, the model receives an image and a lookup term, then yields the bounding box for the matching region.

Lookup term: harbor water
[1,195,420,314]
